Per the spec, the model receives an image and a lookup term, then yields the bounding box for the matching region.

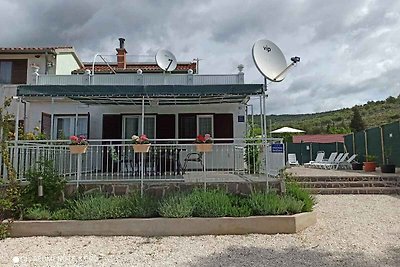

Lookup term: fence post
[380,126,385,165]
[364,130,368,158]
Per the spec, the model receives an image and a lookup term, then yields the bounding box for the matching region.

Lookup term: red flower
[196,134,205,143]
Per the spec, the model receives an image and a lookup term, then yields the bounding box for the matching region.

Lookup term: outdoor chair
[181,152,204,174]
[304,151,325,168]
[314,152,338,169]
[287,153,299,166]
[337,154,358,170]
[323,152,349,170]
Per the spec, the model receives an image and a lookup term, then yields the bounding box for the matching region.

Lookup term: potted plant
[132,134,151,153]
[69,135,89,154]
[381,148,396,173]
[195,134,213,152]
[351,161,363,170]
[363,154,377,172]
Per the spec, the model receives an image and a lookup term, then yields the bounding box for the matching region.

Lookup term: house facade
[1,39,286,180]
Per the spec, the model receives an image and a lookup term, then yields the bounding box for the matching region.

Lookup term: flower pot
[352,163,363,170]
[381,164,396,173]
[69,145,88,154]
[363,162,377,172]
[133,144,151,153]
[196,143,213,152]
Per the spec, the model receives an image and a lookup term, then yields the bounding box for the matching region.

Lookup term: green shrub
[158,194,193,218]
[248,192,288,215]
[189,189,233,217]
[50,209,72,220]
[24,205,51,220]
[121,192,158,218]
[227,195,252,217]
[0,222,10,239]
[286,182,315,212]
[284,196,305,214]
[22,159,66,210]
[69,195,126,220]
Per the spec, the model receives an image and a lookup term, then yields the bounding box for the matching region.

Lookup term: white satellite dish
[252,39,287,82]
[155,49,177,72]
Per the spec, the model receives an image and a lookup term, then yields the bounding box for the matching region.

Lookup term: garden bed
[9,212,316,237]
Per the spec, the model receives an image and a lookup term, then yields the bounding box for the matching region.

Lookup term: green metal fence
[344,121,400,166]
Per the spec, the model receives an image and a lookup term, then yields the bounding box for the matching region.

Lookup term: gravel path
[1,195,399,266]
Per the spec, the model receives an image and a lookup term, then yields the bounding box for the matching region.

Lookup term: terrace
[2,138,285,186]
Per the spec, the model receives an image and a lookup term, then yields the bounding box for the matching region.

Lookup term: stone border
[9,212,316,237]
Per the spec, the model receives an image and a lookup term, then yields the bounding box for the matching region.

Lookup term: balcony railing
[34,73,245,86]
[1,138,284,184]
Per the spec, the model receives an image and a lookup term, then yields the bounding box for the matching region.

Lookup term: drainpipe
[45,52,49,74]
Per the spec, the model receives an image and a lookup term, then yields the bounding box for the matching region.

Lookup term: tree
[349,107,365,132]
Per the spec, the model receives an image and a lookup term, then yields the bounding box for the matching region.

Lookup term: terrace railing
[35,73,245,86]
[1,138,285,184]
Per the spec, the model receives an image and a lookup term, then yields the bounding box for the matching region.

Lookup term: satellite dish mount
[251,39,300,179]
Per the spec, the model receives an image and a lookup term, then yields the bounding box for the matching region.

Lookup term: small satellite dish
[155,49,177,72]
[252,39,287,82]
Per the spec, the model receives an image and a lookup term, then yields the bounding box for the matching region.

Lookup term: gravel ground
[1,195,399,267]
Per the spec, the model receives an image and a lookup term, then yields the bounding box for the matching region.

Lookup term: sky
[1,0,399,114]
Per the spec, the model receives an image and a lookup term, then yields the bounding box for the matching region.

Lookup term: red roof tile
[0,46,74,53]
[74,62,197,74]
[292,134,345,143]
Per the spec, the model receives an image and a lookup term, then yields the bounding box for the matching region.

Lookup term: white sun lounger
[337,154,358,169]
[314,152,338,169]
[304,151,325,168]
[323,152,349,170]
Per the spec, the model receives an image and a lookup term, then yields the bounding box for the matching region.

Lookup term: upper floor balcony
[33,73,245,86]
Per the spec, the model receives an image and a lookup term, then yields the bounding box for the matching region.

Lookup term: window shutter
[41,113,51,139]
[157,114,175,139]
[214,114,233,143]
[11,59,27,84]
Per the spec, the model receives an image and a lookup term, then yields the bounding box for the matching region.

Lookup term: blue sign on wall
[271,143,284,153]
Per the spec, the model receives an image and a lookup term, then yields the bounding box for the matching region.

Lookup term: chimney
[116,37,127,69]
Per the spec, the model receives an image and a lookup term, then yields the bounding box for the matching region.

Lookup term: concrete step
[293,176,399,183]
[306,187,400,195]
[298,181,398,188]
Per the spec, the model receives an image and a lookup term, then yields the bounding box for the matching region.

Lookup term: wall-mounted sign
[238,115,245,122]
[271,143,284,153]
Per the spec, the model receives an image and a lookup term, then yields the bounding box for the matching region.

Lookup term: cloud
[1,0,399,114]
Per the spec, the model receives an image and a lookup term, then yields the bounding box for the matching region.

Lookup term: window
[122,115,156,139]
[197,115,213,136]
[53,115,88,139]
[0,61,12,84]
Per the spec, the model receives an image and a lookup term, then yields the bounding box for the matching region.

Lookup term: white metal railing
[35,73,244,86]
[1,138,285,184]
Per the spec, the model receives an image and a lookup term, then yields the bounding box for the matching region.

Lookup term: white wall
[55,53,80,75]
[25,100,247,139]
[0,54,56,84]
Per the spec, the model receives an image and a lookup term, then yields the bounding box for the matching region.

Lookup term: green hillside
[250,95,400,134]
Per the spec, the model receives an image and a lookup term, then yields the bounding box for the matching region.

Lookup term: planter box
[381,164,396,173]
[133,144,151,153]
[69,145,88,154]
[352,163,363,170]
[8,212,316,237]
[363,162,377,172]
[196,143,213,152]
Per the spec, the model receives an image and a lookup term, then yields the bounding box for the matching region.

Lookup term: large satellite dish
[252,39,287,82]
[155,49,177,72]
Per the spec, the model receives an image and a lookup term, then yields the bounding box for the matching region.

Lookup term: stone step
[293,176,399,183]
[306,187,400,195]
[298,181,398,188]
